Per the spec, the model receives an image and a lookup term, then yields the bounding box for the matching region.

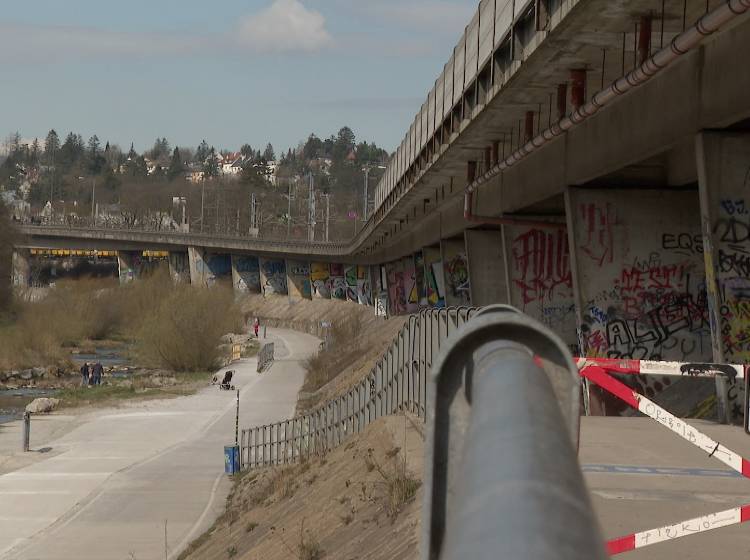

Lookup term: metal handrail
[423,310,605,560]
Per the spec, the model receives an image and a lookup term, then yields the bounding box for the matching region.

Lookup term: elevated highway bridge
[13,0,750,405]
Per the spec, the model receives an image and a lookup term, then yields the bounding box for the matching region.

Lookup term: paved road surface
[581,417,750,559]
[0,328,318,560]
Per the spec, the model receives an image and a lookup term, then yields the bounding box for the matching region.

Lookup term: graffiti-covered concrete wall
[414,251,428,307]
[188,247,231,287]
[118,251,139,284]
[423,246,445,308]
[356,265,371,305]
[373,265,387,316]
[402,256,419,312]
[259,258,287,296]
[504,224,577,350]
[310,262,330,298]
[567,188,710,363]
[11,249,30,288]
[441,238,471,306]
[698,133,750,364]
[386,260,406,315]
[287,260,311,299]
[329,263,347,300]
[231,255,260,293]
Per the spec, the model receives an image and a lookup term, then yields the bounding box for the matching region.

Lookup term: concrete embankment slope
[0,328,318,560]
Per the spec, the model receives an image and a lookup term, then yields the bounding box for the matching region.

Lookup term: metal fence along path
[240,306,478,469]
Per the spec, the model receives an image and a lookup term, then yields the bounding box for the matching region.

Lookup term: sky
[0,0,476,154]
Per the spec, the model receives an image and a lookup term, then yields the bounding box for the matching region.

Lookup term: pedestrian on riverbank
[80,362,90,387]
[253,317,260,338]
[92,362,103,385]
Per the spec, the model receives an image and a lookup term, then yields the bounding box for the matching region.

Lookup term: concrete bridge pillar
[286,259,311,299]
[168,251,190,284]
[188,247,231,288]
[231,255,261,295]
[465,229,508,306]
[565,187,709,363]
[117,251,140,284]
[697,132,750,423]
[258,258,287,296]
[441,236,471,306]
[11,249,30,289]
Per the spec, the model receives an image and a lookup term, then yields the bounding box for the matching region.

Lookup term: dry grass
[365,448,421,518]
[301,314,364,397]
[0,267,243,373]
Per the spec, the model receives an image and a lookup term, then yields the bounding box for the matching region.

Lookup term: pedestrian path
[0,328,318,560]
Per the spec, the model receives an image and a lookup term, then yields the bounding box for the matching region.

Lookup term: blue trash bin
[224,444,240,475]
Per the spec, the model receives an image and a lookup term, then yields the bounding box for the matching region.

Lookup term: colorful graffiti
[402,257,419,312]
[345,265,358,302]
[386,261,406,315]
[259,258,287,296]
[287,260,311,299]
[356,265,371,306]
[423,247,445,308]
[329,263,346,300]
[712,190,750,362]
[571,193,710,363]
[442,239,471,306]
[232,255,260,293]
[310,262,330,298]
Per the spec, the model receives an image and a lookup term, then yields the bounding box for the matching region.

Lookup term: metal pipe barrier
[423,310,605,560]
[256,343,275,373]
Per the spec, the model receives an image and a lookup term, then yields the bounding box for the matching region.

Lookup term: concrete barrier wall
[566,188,710,363]
[259,257,287,296]
[287,260,312,299]
[503,224,578,351]
[231,255,260,293]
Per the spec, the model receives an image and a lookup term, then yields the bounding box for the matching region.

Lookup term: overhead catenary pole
[308,172,316,242]
[325,193,330,242]
[363,165,370,221]
[200,177,205,233]
[287,180,292,238]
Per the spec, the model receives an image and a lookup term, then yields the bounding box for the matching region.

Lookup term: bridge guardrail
[239,306,478,469]
[256,343,274,373]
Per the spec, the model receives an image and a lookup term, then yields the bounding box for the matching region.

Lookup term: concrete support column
[188,246,207,287]
[287,260,311,299]
[168,251,190,284]
[117,251,140,284]
[259,258,287,296]
[465,229,508,306]
[697,132,750,422]
[423,246,446,308]
[566,187,712,416]
[231,255,261,295]
[11,249,30,289]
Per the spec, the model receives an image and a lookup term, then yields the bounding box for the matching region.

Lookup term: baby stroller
[218,370,235,390]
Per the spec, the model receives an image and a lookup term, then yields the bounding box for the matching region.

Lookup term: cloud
[235,0,333,53]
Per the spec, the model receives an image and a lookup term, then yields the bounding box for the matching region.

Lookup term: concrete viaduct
[13,0,750,373]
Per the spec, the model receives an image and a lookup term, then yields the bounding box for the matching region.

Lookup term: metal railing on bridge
[239,306,478,468]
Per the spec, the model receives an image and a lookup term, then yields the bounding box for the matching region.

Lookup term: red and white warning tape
[607,503,750,555]
[575,357,744,379]
[579,365,750,479]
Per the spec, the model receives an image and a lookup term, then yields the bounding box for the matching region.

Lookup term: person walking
[80,362,90,387]
[253,317,260,338]
[92,362,103,386]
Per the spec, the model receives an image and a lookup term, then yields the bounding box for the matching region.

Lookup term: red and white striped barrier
[577,359,750,555]
[575,357,744,379]
[607,503,750,555]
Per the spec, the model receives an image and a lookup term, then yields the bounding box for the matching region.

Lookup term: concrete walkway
[0,328,319,560]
